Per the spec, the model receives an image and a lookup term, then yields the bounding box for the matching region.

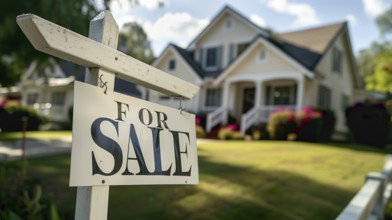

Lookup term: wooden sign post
[17,11,199,220]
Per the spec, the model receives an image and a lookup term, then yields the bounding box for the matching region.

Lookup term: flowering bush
[217,123,244,140]
[267,109,297,140]
[267,107,335,142]
[295,107,322,142]
[196,125,206,138]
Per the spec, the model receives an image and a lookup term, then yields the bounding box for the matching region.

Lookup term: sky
[108,0,391,56]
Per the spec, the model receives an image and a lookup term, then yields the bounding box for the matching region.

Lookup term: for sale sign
[70,81,198,186]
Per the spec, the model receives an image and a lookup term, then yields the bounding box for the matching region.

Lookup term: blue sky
[109,0,391,56]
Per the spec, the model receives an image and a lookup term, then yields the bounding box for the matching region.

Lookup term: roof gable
[276,22,345,54]
[153,44,203,85]
[187,5,269,49]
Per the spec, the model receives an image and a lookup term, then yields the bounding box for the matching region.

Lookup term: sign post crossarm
[16,14,199,99]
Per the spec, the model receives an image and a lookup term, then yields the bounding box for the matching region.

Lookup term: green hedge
[0,103,47,132]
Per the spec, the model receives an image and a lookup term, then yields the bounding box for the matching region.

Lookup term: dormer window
[225,18,234,31]
[257,48,268,63]
[168,59,176,71]
[332,46,342,74]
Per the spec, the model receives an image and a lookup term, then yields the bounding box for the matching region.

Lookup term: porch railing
[260,105,296,122]
[206,107,227,133]
[336,155,392,220]
[241,106,261,134]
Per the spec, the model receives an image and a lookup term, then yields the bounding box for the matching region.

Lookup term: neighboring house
[19,59,143,124]
[149,5,377,137]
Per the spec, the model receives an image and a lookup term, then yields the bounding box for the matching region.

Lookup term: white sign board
[70,81,199,186]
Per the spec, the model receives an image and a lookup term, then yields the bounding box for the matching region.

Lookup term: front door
[242,88,255,113]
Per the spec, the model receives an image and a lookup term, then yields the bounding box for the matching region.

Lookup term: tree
[0,0,163,87]
[357,5,392,93]
[118,22,155,64]
[0,0,110,87]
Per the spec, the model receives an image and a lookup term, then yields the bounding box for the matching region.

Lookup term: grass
[9,141,392,219]
[0,130,72,141]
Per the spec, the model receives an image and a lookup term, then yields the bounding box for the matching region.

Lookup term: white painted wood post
[75,11,118,220]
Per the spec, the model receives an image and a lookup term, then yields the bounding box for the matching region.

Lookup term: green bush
[316,109,336,141]
[217,124,244,140]
[0,103,47,132]
[295,107,322,142]
[0,162,61,220]
[346,102,390,147]
[267,110,297,140]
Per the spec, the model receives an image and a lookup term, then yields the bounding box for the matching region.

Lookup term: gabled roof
[187,5,269,49]
[155,5,353,80]
[170,44,204,78]
[276,22,346,54]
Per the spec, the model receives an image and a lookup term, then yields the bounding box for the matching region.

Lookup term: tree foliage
[118,22,155,64]
[357,6,392,93]
[0,0,109,87]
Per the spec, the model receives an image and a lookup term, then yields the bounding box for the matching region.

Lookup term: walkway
[0,137,72,161]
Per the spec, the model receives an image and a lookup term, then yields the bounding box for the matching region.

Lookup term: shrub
[346,101,390,147]
[196,125,206,138]
[267,110,297,140]
[316,109,336,141]
[295,107,322,142]
[0,102,48,132]
[249,123,269,140]
[217,124,244,140]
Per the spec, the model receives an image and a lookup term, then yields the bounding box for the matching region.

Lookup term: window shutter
[198,48,204,67]
[229,43,235,63]
[217,46,223,70]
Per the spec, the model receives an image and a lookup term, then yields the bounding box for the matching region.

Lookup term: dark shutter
[265,85,271,105]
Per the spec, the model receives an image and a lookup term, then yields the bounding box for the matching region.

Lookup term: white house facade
[149,5,370,136]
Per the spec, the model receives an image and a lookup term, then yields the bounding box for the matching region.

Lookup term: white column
[296,76,304,111]
[255,81,262,107]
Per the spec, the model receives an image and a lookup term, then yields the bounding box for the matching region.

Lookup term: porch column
[255,80,262,107]
[222,81,230,124]
[296,76,304,111]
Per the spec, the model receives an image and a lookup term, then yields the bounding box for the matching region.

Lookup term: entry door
[242,88,255,113]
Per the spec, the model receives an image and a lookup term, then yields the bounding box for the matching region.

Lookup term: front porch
[206,73,305,134]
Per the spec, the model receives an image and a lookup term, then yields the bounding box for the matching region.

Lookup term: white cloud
[110,0,165,12]
[345,14,358,27]
[116,12,209,54]
[362,0,389,17]
[145,12,209,54]
[250,14,267,27]
[138,0,165,10]
[263,0,320,26]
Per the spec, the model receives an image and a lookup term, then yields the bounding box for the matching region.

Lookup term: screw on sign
[17,11,199,220]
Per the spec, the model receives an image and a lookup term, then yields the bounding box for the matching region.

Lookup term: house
[149,5,375,137]
[19,59,144,126]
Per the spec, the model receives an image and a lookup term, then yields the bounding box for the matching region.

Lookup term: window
[206,47,218,68]
[265,85,296,105]
[258,48,268,62]
[341,94,349,109]
[225,18,233,30]
[332,46,342,74]
[27,93,39,105]
[318,85,331,109]
[51,91,65,106]
[168,59,176,71]
[236,43,250,56]
[205,88,222,107]
[159,95,171,101]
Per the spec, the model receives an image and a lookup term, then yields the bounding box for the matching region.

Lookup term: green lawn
[0,130,72,141]
[18,141,391,219]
